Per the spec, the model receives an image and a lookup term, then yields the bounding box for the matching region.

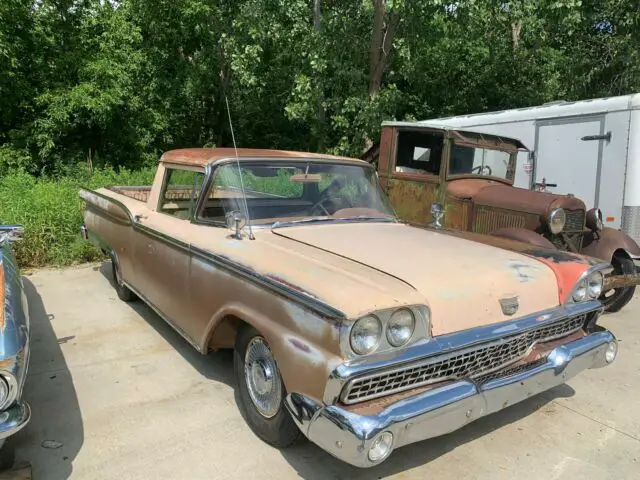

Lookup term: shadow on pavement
[11,276,84,480]
[96,261,235,387]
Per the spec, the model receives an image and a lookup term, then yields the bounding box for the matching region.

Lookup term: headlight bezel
[585,207,604,231]
[547,208,566,234]
[566,264,610,304]
[343,305,431,358]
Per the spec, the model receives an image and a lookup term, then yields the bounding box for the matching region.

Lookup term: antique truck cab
[364,121,640,312]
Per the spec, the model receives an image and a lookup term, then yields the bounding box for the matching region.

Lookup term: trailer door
[534,116,604,207]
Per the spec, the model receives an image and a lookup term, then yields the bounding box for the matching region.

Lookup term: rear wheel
[600,254,636,313]
[233,325,301,448]
[111,255,137,302]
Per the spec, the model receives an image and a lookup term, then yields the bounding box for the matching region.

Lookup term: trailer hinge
[581,131,611,142]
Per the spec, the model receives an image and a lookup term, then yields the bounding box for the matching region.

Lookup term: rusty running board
[604,272,640,290]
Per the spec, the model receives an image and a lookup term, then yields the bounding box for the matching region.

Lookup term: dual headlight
[350,308,424,356]
[570,269,604,303]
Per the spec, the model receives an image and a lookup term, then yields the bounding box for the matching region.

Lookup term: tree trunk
[314,0,325,151]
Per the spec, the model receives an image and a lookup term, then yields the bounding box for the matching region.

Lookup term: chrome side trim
[80,187,345,320]
[323,300,602,404]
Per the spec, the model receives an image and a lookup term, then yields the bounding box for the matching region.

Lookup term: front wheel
[233,325,301,448]
[600,254,636,313]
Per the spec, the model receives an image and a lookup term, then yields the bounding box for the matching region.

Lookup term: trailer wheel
[111,255,137,303]
[600,254,636,313]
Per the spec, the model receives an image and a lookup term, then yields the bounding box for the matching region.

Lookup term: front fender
[204,302,343,403]
[581,227,640,262]
[489,227,556,250]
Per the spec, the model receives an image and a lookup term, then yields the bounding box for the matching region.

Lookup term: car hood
[268,222,562,336]
[447,179,586,215]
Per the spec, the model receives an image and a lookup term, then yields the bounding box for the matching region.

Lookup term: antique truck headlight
[570,268,605,302]
[586,208,604,231]
[546,208,566,234]
[347,306,430,357]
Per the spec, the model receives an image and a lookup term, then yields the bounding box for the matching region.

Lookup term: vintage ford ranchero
[80,148,618,468]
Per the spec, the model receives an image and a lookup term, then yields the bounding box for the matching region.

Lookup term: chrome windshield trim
[323,300,602,404]
[271,216,398,230]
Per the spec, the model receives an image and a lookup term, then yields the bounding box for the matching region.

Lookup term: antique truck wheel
[600,254,636,313]
[111,255,137,302]
[234,325,301,448]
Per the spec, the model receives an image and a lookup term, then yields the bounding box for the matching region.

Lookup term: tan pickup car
[79,148,618,468]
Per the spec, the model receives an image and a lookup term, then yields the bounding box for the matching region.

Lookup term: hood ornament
[429,203,444,229]
[499,296,519,316]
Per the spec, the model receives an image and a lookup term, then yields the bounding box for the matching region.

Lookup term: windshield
[449,141,516,182]
[198,161,397,226]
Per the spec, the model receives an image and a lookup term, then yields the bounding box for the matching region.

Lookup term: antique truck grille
[473,206,526,234]
[341,314,587,404]
[564,209,585,232]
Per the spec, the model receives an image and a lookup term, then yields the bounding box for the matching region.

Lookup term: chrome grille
[341,314,586,404]
[473,206,526,234]
[475,357,548,384]
[564,209,585,232]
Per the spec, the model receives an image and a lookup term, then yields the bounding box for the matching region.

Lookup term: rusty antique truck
[362,121,640,313]
[79,147,617,468]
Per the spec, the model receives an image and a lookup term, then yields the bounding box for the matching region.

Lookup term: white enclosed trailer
[417,94,640,245]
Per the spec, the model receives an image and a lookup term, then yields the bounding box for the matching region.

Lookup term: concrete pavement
[9,263,640,479]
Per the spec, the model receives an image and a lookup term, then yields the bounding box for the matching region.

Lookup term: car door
[384,129,445,225]
[133,166,205,337]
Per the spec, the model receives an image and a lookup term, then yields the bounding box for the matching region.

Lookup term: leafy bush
[0,165,155,267]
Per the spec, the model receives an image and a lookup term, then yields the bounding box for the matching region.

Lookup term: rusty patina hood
[448,179,586,215]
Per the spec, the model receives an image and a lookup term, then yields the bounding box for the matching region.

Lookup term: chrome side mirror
[429,203,444,229]
[0,225,24,244]
[225,211,248,239]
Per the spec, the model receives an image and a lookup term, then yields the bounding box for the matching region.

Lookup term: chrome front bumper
[286,330,616,468]
[0,402,30,441]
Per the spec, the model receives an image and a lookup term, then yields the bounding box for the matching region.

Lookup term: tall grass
[0,165,156,267]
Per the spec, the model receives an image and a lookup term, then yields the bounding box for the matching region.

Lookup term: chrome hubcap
[244,336,282,418]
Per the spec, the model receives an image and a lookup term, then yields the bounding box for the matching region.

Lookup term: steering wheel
[310,194,353,216]
[471,165,492,175]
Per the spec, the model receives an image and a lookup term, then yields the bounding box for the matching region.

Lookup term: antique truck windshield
[201,161,397,227]
[449,134,517,183]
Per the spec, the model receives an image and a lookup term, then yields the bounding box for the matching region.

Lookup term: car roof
[160,148,368,167]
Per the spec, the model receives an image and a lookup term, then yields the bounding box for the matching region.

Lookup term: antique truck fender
[582,227,640,293]
[581,227,640,262]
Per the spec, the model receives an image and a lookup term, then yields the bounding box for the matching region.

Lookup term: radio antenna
[224,94,254,240]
